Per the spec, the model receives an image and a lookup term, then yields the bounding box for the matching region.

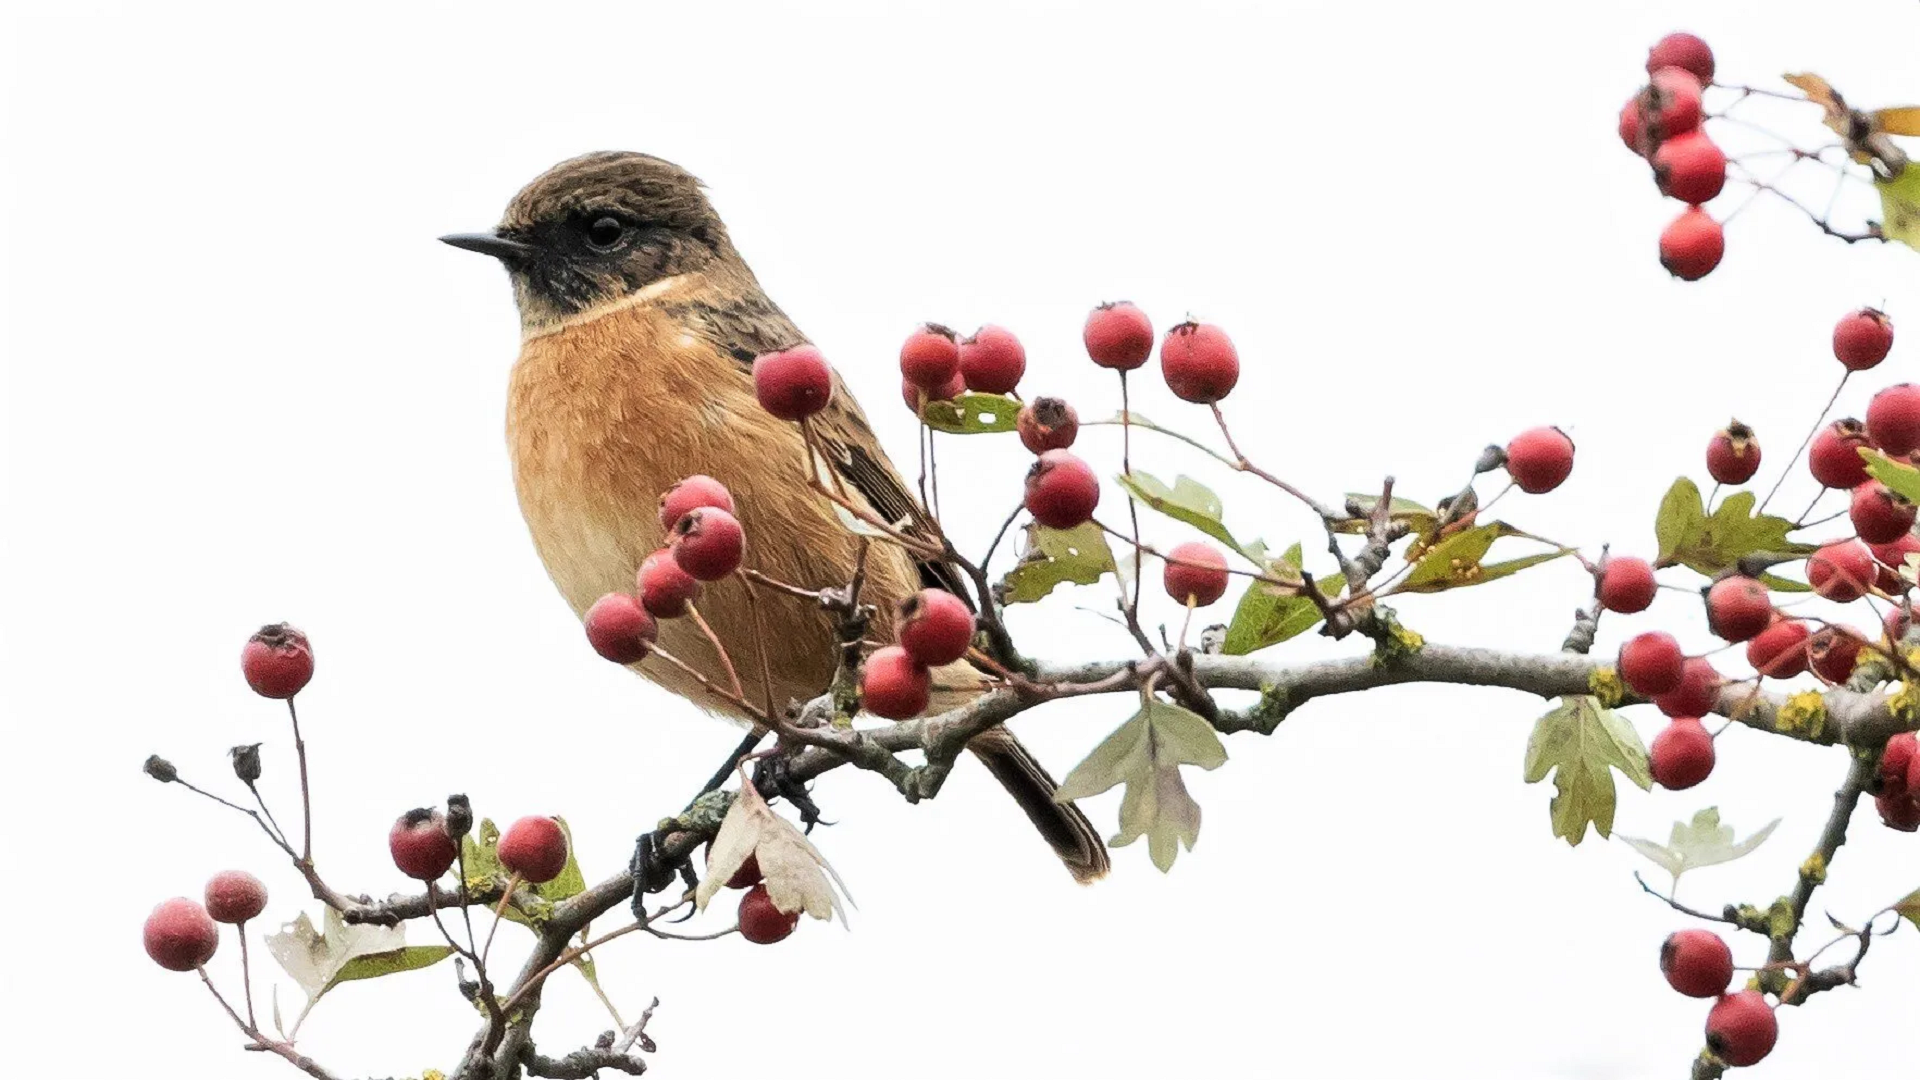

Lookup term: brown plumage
[447,151,1109,884]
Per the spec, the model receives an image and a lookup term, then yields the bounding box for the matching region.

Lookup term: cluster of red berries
[143,870,269,973]
[583,475,750,665]
[860,588,977,719]
[1615,32,1727,280]
[703,850,799,944]
[1659,930,1778,1067]
[390,809,569,883]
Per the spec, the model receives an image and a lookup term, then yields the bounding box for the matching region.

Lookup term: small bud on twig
[230,743,263,784]
[143,754,178,783]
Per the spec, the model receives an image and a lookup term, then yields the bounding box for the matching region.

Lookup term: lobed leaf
[1523,696,1652,846]
[1055,701,1227,872]
[1222,543,1344,655]
[1618,807,1780,890]
[1116,470,1268,564]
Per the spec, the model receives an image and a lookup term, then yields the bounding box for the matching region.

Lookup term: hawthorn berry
[144,897,219,972]
[1808,419,1874,489]
[1885,603,1913,645]
[1875,789,1920,831]
[1025,450,1101,529]
[1659,206,1724,280]
[901,370,965,413]
[1016,397,1079,454]
[658,475,735,535]
[1618,96,1650,156]
[1867,383,1920,457]
[1746,618,1811,679]
[1160,321,1240,404]
[1083,301,1155,371]
[753,345,833,421]
[958,325,1026,395]
[1641,68,1706,140]
[1870,532,1920,592]
[671,507,746,581]
[1619,631,1686,696]
[637,548,701,619]
[1660,929,1733,998]
[861,645,931,720]
[204,870,268,925]
[1705,991,1778,1068]
[1163,541,1231,607]
[1705,576,1772,642]
[499,816,569,883]
[738,882,800,944]
[1505,427,1575,494]
[1655,657,1720,718]
[1849,482,1916,544]
[706,848,763,890]
[1597,556,1659,614]
[1647,33,1714,85]
[897,588,975,667]
[1652,131,1726,204]
[1650,717,1716,790]
[1808,627,1865,684]
[898,324,961,392]
[389,808,458,881]
[583,592,657,664]
[1833,307,1893,371]
[242,623,314,699]
[1808,540,1876,603]
[1705,421,1761,485]
[1878,732,1917,798]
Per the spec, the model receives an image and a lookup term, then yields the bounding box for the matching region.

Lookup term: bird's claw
[752,752,828,832]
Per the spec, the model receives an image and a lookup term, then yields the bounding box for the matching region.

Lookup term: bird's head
[442,152,740,334]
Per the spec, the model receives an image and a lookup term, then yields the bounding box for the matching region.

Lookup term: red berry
[1659,206,1724,280]
[706,848,763,890]
[1160,321,1240,404]
[1016,397,1079,454]
[1877,731,1917,799]
[897,588,976,667]
[1618,95,1650,156]
[1867,383,1920,456]
[1505,426,1575,494]
[1705,991,1778,1068]
[1655,657,1721,718]
[1885,603,1913,644]
[1597,556,1659,614]
[658,475,735,535]
[1850,482,1916,544]
[1705,420,1761,485]
[1083,301,1155,371]
[637,549,701,619]
[1661,929,1734,998]
[242,623,314,699]
[1640,68,1706,140]
[143,897,219,972]
[498,815,569,883]
[1809,627,1866,684]
[1809,540,1876,603]
[1705,576,1772,642]
[752,345,833,421]
[860,645,930,720]
[898,324,961,391]
[204,870,268,925]
[1870,532,1920,593]
[1620,632,1686,696]
[738,882,800,944]
[671,506,746,581]
[1024,450,1101,529]
[1652,131,1726,204]
[1651,717,1716,790]
[958,325,1026,395]
[901,370,965,413]
[389,808,457,881]
[1809,418,1873,489]
[1833,307,1894,371]
[584,592,657,664]
[1875,789,1920,831]
[1647,33,1715,85]
[1163,541,1231,607]
[1746,618,1811,679]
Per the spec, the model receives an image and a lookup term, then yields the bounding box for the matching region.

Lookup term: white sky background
[4,2,1918,1077]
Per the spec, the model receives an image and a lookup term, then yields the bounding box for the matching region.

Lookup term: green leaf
[1655,477,1710,564]
[1864,449,1920,504]
[1894,887,1920,931]
[1523,696,1652,846]
[264,906,445,1010]
[920,392,1021,435]
[1222,543,1344,655]
[1115,471,1267,564]
[1055,700,1227,872]
[329,945,455,991]
[1653,478,1814,590]
[999,522,1116,604]
[1618,807,1781,890]
[460,817,588,927]
[1400,522,1571,593]
[1876,166,1920,251]
[1332,493,1437,537]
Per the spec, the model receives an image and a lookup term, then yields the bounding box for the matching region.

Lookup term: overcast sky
[5,2,1918,1078]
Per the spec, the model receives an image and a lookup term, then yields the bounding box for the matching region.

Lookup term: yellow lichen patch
[1776,690,1827,739]
[1799,853,1828,885]
[1889,681,1920,724]
[1588,666,1625,708]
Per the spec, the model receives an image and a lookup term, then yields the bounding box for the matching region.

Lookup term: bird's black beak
[439,230,539,261]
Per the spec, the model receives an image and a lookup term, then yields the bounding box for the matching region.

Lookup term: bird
[443,151,1109,884]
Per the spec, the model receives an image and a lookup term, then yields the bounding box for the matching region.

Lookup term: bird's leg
[752,748,828,832]
[629,729,768,916]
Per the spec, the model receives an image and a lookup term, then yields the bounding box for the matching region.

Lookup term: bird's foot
[752,751,828,832]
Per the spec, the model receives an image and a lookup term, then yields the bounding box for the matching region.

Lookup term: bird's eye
[583,216,628,252]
